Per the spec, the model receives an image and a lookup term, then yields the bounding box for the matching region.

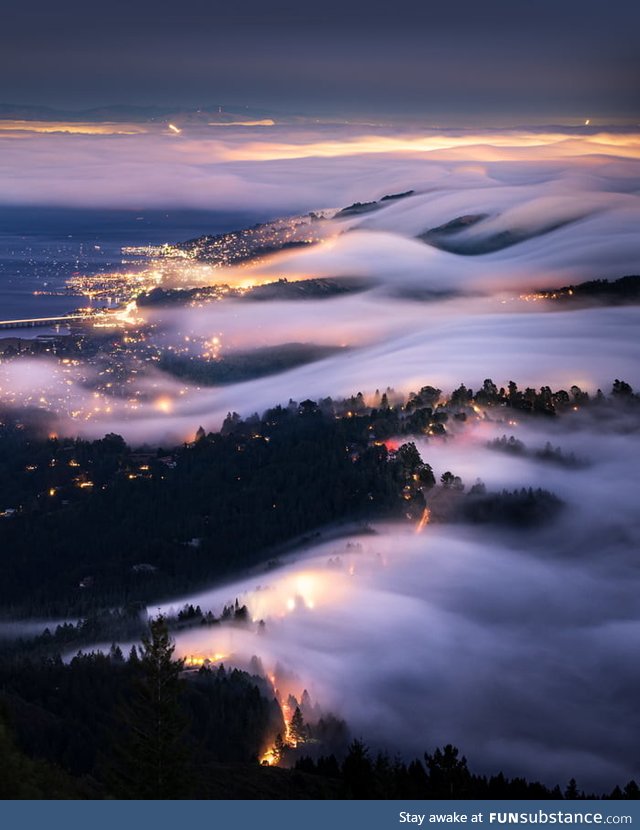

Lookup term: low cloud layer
[2,125,638,443]
[4,298,635,444]
[141,416,640,792]
[1,124,639,216]
[3,124,639,791]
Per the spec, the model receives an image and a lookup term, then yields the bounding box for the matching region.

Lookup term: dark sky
[2,0,639,121]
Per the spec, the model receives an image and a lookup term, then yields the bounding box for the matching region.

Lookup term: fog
[1,125,638,442]
[3,124,640,789]
[134,413,640,792]
[5,297,635,444]
[1,123,639,215]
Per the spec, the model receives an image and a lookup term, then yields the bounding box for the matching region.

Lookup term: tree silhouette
[110,616,190,798]
[342,739,376,797]
[564,778,580,799]
[289,706,307,746]
[425,744,472,798]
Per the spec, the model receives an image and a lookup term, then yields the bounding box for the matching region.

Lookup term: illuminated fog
[1,124,639,441]
[2,123,640,791]
[152,416,640,792]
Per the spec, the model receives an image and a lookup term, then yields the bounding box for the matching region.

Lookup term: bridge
[0,314,92,331]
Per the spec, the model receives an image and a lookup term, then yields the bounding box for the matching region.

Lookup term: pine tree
[109,616,190,798]
[425,745,472,798]
[342,739,376,797]
[565,778,580,799]
[289,706,307,746]
[623,780,640,800]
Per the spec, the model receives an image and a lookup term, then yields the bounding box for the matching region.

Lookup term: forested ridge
[1,379,639,798]
[0,621,638,800]
[1,377,637,615]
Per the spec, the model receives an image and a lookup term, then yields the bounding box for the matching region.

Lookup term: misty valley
[1,376,639,799]
[0,123,639,800]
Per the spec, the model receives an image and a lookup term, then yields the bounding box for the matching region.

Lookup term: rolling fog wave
[1,127,639,441]
[3,125,639,791]
[157,416,640,790]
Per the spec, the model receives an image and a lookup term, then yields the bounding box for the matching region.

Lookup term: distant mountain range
[0,103,279,124]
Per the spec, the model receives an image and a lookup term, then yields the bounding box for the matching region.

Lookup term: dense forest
[1,619,638,800]
[1,378,639,798]
[0,377,637,615]
[158,343,343,386]
[0,405,423,615]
